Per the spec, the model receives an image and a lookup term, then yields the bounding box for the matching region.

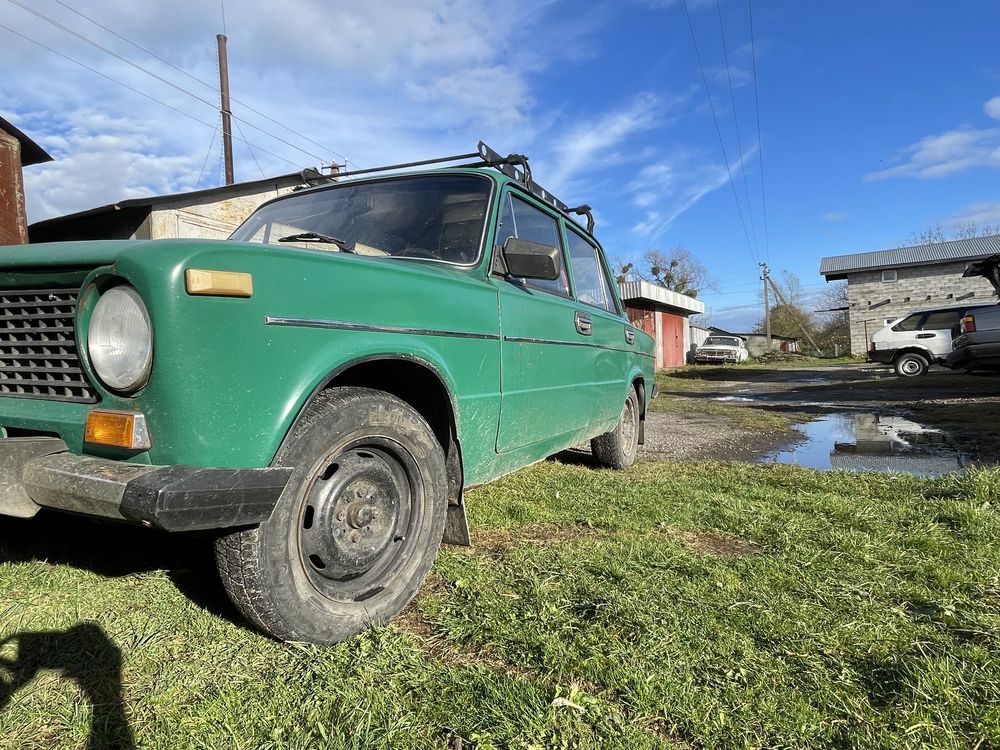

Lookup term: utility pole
[767,276,823,356]
[760,262,772,353]
[216,33,235,185]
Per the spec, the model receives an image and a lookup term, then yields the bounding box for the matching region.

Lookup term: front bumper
[0,437,290,531]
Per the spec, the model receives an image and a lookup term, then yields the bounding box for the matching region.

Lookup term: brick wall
[845,262,997,353]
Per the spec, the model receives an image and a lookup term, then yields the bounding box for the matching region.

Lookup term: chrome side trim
[264,316,500,341]
[502,335,655,358]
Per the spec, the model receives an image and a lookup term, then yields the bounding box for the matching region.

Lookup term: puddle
[710,396,755,402]
[762,414,967,477]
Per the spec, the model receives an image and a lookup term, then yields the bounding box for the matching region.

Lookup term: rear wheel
[215,387,448,644]
[591,387,640,469]
[894,352,930,378]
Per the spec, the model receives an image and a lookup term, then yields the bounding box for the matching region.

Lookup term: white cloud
[545,93,662,192]
[0,0,600,220]
[628,145,758,237]
[822,211,849,222]
[984,96,1000,120]
[865,96,1000,181]
[945,200,1000,229]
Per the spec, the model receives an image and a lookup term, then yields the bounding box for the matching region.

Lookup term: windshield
[229,173,491,265]
[704,337,741,346]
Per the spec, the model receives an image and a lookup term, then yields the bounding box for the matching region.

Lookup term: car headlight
[87,285,153,393]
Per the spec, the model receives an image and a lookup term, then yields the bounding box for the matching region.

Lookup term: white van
[869,303,996,377]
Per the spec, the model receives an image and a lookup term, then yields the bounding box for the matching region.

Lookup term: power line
[47,0,353,167]
[235,118,266,179]
[0,22,304,171]
[715,0,759,259]
[196,115,220,189]
[748,0,771,263]
[6,0,335,168]
[680,0,758,268]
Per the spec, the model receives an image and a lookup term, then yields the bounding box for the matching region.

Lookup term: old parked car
[868,301,997,377]
[694,335,749,364]
[947,255,1000,371]
[0,143,654,644]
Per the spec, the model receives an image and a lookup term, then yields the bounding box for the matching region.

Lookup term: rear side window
[920,310,961,330]
[891,314,922,332]
[495,194,571,298]
[566,229,617,314]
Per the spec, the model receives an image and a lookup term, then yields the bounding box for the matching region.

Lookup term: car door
[563,223,630,428]
[916,309,964,358]
[495,191,595,453]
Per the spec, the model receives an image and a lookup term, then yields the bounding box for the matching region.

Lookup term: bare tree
[906,220,1000,246]
[640,246,715,297]
[608,255,638,285]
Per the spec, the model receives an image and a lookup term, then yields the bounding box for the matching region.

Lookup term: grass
[2,461,1000,749]
[648,394,808,430]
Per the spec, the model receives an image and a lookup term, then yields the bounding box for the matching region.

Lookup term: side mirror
[501,237,560,280]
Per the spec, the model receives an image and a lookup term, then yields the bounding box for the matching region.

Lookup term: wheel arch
[627,370,647,445]
[275,354,469,544]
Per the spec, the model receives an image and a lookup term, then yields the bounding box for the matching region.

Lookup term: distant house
[820,235,1000,354]
[619,280,705,369]
[0,116,53,245]
[30,170,330,243]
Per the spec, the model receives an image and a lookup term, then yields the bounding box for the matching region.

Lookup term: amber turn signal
[84,410,151,450]
[185,269,253,297]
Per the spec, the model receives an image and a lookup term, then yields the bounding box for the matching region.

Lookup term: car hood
[963,254,1000,293]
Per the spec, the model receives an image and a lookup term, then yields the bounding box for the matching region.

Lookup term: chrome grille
[0,287,96,403]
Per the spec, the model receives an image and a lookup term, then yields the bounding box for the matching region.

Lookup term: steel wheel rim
[620,395,638,454]
[901,358,921,375]
[296,437,422,603]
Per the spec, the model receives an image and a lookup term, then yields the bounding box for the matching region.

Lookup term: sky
[3,0,1000,330]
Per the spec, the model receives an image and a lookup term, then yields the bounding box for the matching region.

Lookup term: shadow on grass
[0,622,134,749]
[0,512,242,627]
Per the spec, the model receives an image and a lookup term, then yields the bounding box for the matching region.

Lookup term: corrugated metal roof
[819,234,1000,277]
[618,279,705,314]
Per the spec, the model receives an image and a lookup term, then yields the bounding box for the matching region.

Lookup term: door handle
[625,327,635,344]
[916,333,935,338]
[575,311,593,336]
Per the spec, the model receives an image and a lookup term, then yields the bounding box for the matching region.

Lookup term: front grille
[0,287,97,403]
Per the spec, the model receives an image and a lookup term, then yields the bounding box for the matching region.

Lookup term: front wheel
[894,352,930,378]
[215,387,448,644]
[591,387,640,469]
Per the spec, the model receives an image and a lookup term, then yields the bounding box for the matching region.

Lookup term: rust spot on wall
[0,133,28,246]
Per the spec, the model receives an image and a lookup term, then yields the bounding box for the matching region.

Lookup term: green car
[0,143,654,643]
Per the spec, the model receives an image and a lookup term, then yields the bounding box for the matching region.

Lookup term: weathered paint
[0,132,27,246]
[0,168,654,489]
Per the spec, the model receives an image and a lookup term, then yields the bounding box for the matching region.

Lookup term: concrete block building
[820,235,1000,354]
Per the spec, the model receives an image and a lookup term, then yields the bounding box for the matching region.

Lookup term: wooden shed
[619,280,705,370]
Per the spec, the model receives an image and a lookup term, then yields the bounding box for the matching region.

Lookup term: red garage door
[660,312,685,369]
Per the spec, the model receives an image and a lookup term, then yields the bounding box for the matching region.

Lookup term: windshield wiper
[277,232,356,253]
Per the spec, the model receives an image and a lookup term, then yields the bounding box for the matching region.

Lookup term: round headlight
[88,285,153,393]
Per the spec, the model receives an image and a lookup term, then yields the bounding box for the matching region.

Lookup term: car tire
[893,352,930,378]
[215,387,448,644]
[591,387,640,469]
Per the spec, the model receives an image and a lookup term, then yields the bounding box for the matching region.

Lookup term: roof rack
[319,141,596,234]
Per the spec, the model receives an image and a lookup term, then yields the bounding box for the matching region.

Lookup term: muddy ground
[639,363,1000,467]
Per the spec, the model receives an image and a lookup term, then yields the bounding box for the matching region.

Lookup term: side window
[496,194,571,297]
[891,314,922,332]
[920,310,961,330]
[566,229,617,314]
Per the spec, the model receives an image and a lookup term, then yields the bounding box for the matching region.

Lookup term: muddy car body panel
[0,153,654,641]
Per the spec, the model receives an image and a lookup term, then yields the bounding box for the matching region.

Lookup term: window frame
[492,189,575,301]
[881,269,898,283]
[563,223,622,316]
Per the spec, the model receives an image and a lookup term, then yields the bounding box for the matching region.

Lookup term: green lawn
[2,461,999,749]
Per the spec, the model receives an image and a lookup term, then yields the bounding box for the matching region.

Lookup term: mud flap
[442,497,471,546]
